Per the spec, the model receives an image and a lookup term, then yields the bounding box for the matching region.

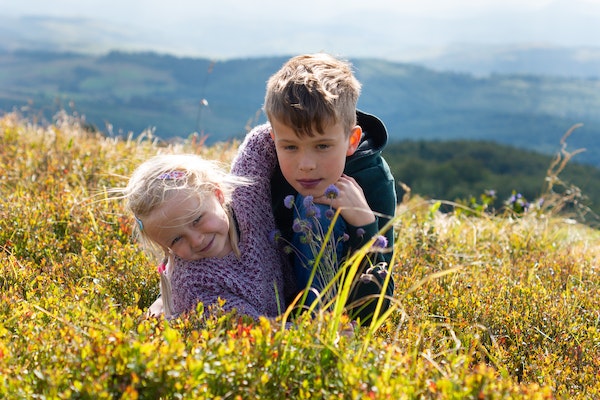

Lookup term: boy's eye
[316,144,330,150]
[283,145,297,151]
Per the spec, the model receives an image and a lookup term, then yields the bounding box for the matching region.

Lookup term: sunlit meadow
[1,111,599,399]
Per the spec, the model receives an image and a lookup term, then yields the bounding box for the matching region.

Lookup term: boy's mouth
[297,179,321,190]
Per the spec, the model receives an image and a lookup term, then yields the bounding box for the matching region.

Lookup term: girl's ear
[214,187,225,204]
[346,126,362,156]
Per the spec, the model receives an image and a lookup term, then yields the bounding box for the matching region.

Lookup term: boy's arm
[345,158,396,325]
[350,158,397,266]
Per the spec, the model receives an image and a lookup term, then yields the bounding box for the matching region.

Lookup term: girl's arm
[173,281,263,320]
[231,123,278,179]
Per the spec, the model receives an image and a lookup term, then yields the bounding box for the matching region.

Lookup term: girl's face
[143,189,232,260]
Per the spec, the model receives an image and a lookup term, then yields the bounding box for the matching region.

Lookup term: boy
[241,53,396,324]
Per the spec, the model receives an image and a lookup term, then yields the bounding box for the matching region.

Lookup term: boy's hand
[314,174,375,227]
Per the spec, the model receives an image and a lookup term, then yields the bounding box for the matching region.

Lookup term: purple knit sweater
[169,124,285,318]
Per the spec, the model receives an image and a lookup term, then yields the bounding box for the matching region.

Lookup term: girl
[123,149,286,320]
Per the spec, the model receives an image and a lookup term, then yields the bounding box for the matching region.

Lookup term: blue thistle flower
[269,229,281,245]
[324,184,339,199]
[325,208,335,220]
[303,195,314,209]
[373,235,388,249]
[309,206,321,219]
[292,219,303,233]
[284,195,295,209]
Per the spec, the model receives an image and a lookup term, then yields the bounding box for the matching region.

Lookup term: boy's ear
[269,128,275,140]
[346,126,362,156]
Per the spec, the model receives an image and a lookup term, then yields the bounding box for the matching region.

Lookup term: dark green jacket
[270,110,397,324]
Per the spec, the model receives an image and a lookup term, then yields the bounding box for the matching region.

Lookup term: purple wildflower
[325,208,335,220]
[373,235,388,249]
[157,170,186,180]
[324,184,339,199]
[342,233,350,242]
[284,246,294,254]
[292,219,303,233]
[356,228,365,238]
[269,229,281,245]
[309,206,321,219]
[284,195,295,209]
[303,195,314,209]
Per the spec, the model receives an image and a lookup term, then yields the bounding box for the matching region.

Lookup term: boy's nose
[298,154,316,171]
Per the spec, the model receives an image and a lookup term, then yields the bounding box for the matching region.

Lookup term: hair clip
[157,260,166,274]
[135,216,144,231]
[157,170,186,180]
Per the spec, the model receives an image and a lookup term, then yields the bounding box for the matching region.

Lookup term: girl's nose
[190,231,205,247]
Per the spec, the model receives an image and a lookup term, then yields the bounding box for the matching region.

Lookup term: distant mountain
[1,49,599,167]
[415,44,600,79]
[0,16,149,54]
[2,15,599,79]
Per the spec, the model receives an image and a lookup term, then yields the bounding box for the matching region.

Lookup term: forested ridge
[384,138,600,221]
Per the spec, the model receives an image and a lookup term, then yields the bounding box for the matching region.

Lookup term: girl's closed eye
[192,215,202,226]
[171,236,182,247]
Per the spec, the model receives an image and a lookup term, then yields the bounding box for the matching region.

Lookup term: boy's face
[270,117,361,198]
[143,189,232,261]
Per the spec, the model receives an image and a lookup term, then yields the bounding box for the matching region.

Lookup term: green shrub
[1,111,599,398]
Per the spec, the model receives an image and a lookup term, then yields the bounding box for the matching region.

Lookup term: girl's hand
[314,174,375,227]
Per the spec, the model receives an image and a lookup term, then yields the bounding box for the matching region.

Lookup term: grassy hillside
[2,50,600,167]
[1,112,600,398]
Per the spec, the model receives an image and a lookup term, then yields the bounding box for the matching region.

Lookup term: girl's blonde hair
[123,153,250,259]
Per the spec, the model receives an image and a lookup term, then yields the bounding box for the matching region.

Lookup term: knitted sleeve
[231,123,277,179]
[171,260,264,319]
[231,123,293,309]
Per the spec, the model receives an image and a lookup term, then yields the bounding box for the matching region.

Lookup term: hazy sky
[3,0,600,61]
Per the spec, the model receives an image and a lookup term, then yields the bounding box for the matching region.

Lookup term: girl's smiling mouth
[199,235,215,253]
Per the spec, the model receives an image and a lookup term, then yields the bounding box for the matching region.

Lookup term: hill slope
[1,50,599,166]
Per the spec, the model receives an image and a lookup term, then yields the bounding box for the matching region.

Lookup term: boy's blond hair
[264,53,362,137]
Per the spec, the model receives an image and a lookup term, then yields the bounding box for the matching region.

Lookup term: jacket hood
[354,110,388,158]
